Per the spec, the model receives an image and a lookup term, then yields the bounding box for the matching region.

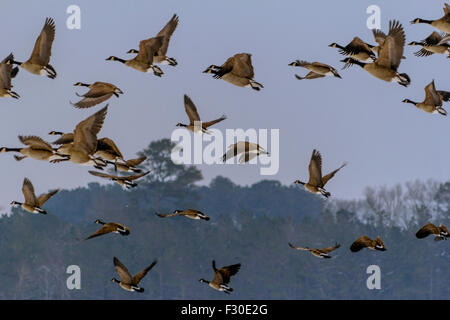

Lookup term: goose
[199,260,241,294]
[155,209,210,221]
[288,242,341,259]
[84,220,130,240]
[112,257,157,293]
[221,141,269,163]
[48,131,73,144]
[0,53,20,99]
[329,37,376,62]
[288,60,341,80]
[176,95,226,133]
[341,20,410,87]
[1,135,68,162]
[88,170,150,189]
[416,222,449,241]
[50,106,109,169]
[203,53,263,90]
[411,3,450,33]
[294,149,347,199]
[408,32,450,57]
[350,236,387,252]
[402,80,447,116]
[437,33,450,45]
[12,18,56,79]
[106,36,164,76]
[126,14,178,66]
[10,178,58,214]
[108,156,147,173]
[71,82,123,109]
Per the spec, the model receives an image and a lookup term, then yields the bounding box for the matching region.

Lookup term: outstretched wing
[156,14,179,56]
[288,242,311,251]
[37,189,59,207]
[307,149,323,186]
[132,260,157,284]
[113,257,133,283]
[73,105,108,154]
[319,243,341,253]
[322,162,347,187]
[184,94,201,124]
[416,223,436,239]
[350,236,371,252]
[22,178,37,206]
[29,17,55,65]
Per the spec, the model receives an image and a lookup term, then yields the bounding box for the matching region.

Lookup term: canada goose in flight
[203,53,263,90]
[0,53,20,99]
[221,141,269,163]
[288,242,341,259]
[108,156,147,173]
[199,260,241,294]
[88,170,150,189]
[350,236,387,252]
[402,80,448,116]
[416,222,449,241]
[84,220,130,240]
[48,131,73,144]
[1,135,67,162]
[411,3,450,34]
[329,37,376,62]
[10,178,58,214]
[288,60,341,80]
[106,36,164,76]
[112,257,157,293]
[12,18,56,79]
[176,95,226,134]
[408,32,450,57]
[71,82,123,109]
[50,106,109,169]
[155,209,210,221]
[294,149,347,199]
[126,14,179,66]
[342,20,410,87]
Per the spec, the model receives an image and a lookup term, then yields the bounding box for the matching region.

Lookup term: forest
[0,139,448,299]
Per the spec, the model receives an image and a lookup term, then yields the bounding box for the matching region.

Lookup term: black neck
[112,57,126,64]
[3,148,21,152]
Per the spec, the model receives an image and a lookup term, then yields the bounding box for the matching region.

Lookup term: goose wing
[19,135,54,152]
[96,137,123,159]
[88,170,116,180]
[0,54,14,89]
[437,90,450,102]
[217,263,241,284]
[372,28,387,46]
[125,156,147,167]
[132,260,157,285]
[350,236,371,252]
[232,53,254,78]
[37,189,59,207]
[423,32,444,45]
[184,94,201,124]
[238,151,259,164]
[125,171,151,181]
[51,133,74,145]
[319,243,341,253]
[139,36,164,65]
[29,17,55,65]
[288,242,311,251]
[202,115,227,129]
[376,20,405,70]
[296,71,325,80]
[73,105,108,154]
[85,224,115,240]
[423,80,442,106]
[322,162,347,187]
[416,223,437,238]
[345,37,374,55]
[307,149,323,187]
[113,257,133,284]
[156,14,179,56]
[22,178,37,206]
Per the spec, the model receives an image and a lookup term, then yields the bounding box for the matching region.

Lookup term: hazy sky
[0,0,449,209]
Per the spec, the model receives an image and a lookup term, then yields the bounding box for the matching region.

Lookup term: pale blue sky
[0,0,449,208]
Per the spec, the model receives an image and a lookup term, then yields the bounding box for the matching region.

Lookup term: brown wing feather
[377,20,405,70]
[126,171,151,181]
[30,18,55,65]
[19,135,53,151]
[132,260,157,284]
[73,105,108,154]
[37,189,59,207]
[113,257,133,283]
[184,94,201,124]
[319,243,341,253]
[86,224,115,240]
[350,236,372,252]
[125,156,146,167]
[22,178,37,206]
[202,115,227,128]
[307,149,323,186]
[156,14,179,56]
[322,162,347,187]
[218,263,241,284]
[88,170,115,180]
[416,223,437,238]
